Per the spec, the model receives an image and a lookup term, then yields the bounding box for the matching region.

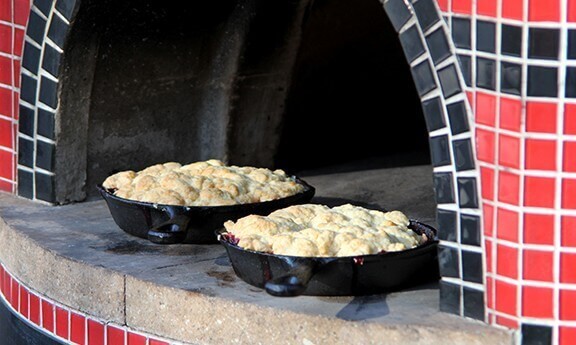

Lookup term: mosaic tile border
[0,262,185,345]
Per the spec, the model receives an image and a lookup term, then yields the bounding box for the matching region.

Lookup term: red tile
[106,325,126,345]
[563,179,576,209]
[497,245,518,278]
[42,299,55,333]
[0,117,12,148]
[560,326,576,345]
[498,171,520,205]
[0,150,14,180]
[564,142,576,172]
[149,340,170,345]
[0,265,3,296]
[496,314,519,329]
[499,97,522,132]
[522,286,553,318]
[13,28,24,57]
[0,24,12,54]
[495,279,517,315]
[476,128,495,163]
[524,213,555,245]
[485,239,493,274]
[13,62,20,89]
[570,0,576,22]
[0,85,12,117]
[560,290,576,320]
[562,216,576,247]
[476,92,497,127]
[466,91,474,110]
[480,167,495,200]
[0,179,13,192]
[567,104,576,134]
[486,276,494,308]
[10,279,18,309]
[478,0,497,16]
[526,101,557,133]
[0,0,10,22]
[87,319,104,345]
[2,273,9,301]
[502,0,524,20]
[525,139,556,171]
[498,134,520,168]
[13,0,30,27]
[452,0,473,14]
[29,293,40,325]
[70,312,86,345]
[436,0,449,12]
[497,207,519,242]
[528,0,560,21]
[561,253,576,283]
[483,203,494,237]
[127,332,147,345]
[55,306,70,340]
[523,249,554,282]
[0,55,11,85]
[524,176,555,208]
[19,286,28,317]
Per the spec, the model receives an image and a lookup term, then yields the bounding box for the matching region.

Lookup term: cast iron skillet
[97,177,315,245]
[217,220,439,296]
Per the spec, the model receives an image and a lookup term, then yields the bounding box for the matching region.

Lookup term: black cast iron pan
[97,177,315,245]
[217,220,439,296]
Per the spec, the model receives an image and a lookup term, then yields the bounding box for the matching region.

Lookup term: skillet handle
[147,212,190,244]
[264,263,316,297]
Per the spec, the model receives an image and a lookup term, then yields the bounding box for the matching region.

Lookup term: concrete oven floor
[0,162,515,345]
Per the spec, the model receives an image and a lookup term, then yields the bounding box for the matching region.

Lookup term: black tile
[429,135,451,167]
[426,28,451,65]
[42,43,61,77]
[413,0,440,33]
[447,101,469,135]
[476,57,496,90]
[26,11,47,44]
[35,172,55,203]
[569,29,576,60]
[47,14,68,48]
[477,20,496,53]
[438,64,462,98]
[437,208,457,241]
[463,287,485,321]
[422,97,446,132]
[34,0,52,16]
[20,75,38,105]
[36,140,55,171]
[461,214,481,246]
[384,0,412,32]
[439,281,461,315]
[457,177,479,208]
[55,0,76,20]
[434,172,455,204]
[461,250,483,283]
[22,42,41,75]
[566,67,576,99]
[453,139,475,171]
[501,24,522,57]
[399,25,425,63]
[410,60,437,96]
[17,169,33,199]
[527,66,557,97]
[438,244,460,278]
[451,17,471,49]
[37,108,55,139]
[18,105,35,137]
[39,76,58,108]
[457,54,471,87]
[18,138,34,168]
[501,61,522,95]
[528,28,560,60]
[521,324,552,345]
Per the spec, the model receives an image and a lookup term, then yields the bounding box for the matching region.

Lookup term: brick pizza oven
[0,0,575,344]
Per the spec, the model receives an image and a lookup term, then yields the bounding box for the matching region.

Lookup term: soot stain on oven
[101,240,210,256]
[206,268,238,288]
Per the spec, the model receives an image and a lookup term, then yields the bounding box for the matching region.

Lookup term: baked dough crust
[223,204,426,257]
[102,159,305,206]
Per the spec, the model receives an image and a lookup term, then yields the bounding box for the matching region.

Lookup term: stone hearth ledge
[0,168,515,344]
